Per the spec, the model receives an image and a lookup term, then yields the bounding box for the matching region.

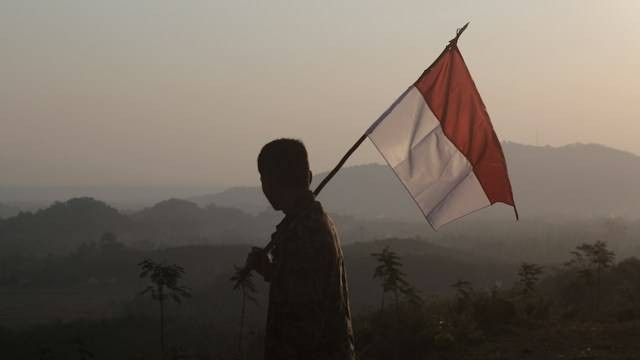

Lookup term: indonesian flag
[366,28,517,229]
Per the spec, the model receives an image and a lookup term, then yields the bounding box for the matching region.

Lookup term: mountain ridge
[190,142,640,222]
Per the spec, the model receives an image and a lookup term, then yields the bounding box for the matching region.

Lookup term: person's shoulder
[293,201,334,237]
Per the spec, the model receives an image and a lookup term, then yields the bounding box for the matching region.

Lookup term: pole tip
[449,22,470,47]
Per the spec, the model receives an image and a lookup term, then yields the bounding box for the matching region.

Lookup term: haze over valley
[2,1,640,358]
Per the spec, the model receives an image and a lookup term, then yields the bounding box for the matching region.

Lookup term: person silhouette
[246,138,355,360]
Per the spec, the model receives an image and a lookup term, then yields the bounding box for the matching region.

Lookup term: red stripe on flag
[414,47,516,211]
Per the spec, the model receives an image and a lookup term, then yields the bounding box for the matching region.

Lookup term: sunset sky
[1,1,639,187]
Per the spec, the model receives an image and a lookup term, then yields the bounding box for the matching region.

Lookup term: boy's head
[257,138,312,211]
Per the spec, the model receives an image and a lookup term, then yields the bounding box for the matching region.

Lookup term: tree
[370,246,422,360]
[138,259,191,357]
[231,265,259,360]
[517,262,544,296]
[565,241,615,313]
[371,246,421,313]
[402,284,424,308]
[451,279,473,314]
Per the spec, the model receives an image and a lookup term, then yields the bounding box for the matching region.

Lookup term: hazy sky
[1,1,639,187]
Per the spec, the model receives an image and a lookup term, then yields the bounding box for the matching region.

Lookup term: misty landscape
[3,1,640,359]
[1,142,640,358]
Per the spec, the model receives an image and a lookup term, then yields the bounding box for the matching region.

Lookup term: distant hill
[0,186,225,212]
[0,197,270,256]
[504,142,640,219]
[0,195,436,257]
[0,203,19,219]
[190,187,266,214]
[190,142,640,222]
[129,198,269,246]
[0,197,131,256]
[3,142,639,258]
[189,164,423,221]
[124,198,437,249]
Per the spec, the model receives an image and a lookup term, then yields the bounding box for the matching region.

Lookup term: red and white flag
[366,26,517,229]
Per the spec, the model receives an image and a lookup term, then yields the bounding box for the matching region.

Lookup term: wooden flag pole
[312,133,369,197]
[449,22,469,47]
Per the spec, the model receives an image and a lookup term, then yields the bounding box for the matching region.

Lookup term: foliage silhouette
[518,262,544,296]
[370,245,424,360]
[230,265,259,360]
[565,241,615,314]
[139,258,191,357]
[6,237,640,358]
[370,245,422,313]
[451,279,473,314]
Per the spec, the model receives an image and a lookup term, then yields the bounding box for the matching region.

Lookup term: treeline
[4,197,640,268]
[356,240,640,359]
[0,237,511,324]
[3,238,640,359]
[0,197,429,257]
[0,197,270,256]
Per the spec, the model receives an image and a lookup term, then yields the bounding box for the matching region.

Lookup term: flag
[366,27,517,229]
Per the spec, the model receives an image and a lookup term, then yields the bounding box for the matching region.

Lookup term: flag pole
[313,133,369,197]
[450,22,469,47]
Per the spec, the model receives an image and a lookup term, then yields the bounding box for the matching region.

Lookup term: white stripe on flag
[367,86,490,229]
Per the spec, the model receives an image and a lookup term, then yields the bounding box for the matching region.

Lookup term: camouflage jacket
[263,195,355,360]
